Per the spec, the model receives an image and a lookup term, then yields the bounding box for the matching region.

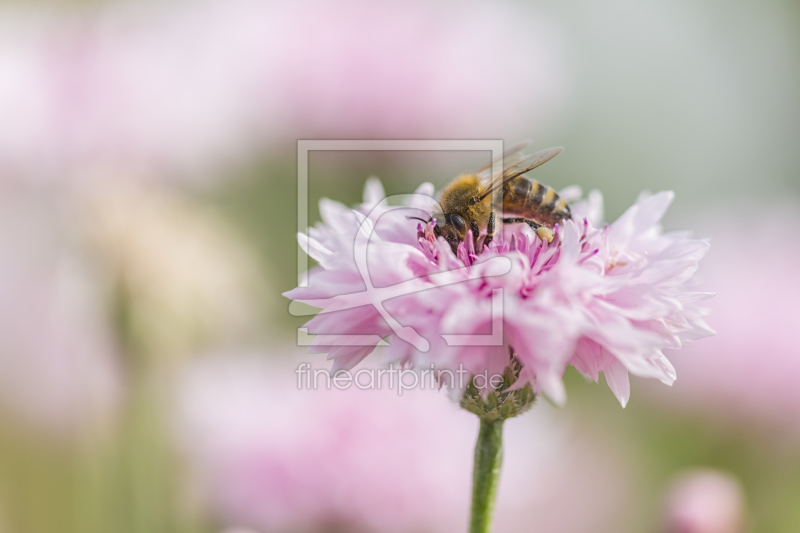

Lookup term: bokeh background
[0,0,798,532]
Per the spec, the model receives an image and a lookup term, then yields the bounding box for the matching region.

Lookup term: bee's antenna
[406,216,432,224]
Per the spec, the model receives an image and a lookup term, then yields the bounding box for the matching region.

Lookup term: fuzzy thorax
[438,173,492,225]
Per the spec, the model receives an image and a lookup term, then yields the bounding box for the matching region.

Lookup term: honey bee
[415,143,571,253]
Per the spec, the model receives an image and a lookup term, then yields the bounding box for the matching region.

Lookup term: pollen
[536,227,554,243]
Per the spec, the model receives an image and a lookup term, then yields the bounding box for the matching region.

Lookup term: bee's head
[433,213,467,252]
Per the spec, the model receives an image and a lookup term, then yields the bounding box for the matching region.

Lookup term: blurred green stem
[469,417,504,533]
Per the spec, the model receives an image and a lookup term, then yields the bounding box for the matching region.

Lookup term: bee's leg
[501,217,554,243]
[482,212,496,251]
[501,217,537,227]
[470,220,480,251]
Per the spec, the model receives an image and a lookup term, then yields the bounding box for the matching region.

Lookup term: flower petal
[604,360,631,408]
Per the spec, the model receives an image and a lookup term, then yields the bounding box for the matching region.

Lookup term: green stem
[469,417,504,533]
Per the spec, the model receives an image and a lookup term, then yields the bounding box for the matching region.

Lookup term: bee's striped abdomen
[531,183,571,221]
[503,177,571,227]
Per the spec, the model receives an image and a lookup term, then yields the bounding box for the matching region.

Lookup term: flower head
[0,0,567,181]
[644,207,800,436]
[174,352,633,533]
[662,469,746,533]
[286,178,713,406]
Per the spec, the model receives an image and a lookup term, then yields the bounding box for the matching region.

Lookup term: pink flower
[662,469,746,533]
[0,189,123,435]
[285,178,713,407]
[643,208,800,436]
[173,352,633,533]
[0,0,567,180]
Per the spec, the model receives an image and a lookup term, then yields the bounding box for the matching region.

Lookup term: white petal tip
[543,381,568,407]
[363,177,386,205]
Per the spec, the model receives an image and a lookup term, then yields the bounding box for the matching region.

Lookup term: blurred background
[0,0,798,532]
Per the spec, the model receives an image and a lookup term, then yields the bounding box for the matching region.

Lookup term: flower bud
[662,469,746,533]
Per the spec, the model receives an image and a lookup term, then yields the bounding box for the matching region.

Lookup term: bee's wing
[474,141,531,179]
[476,146,564,202]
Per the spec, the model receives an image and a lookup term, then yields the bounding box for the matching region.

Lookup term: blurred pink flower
[0,0,568,180]
[285,179,713,406]
[644,207,800,437]
[174,352,632,533]
[0,187,123,435]
[662,469,746,533]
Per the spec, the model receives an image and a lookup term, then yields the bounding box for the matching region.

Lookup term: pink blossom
[0,188,123,435]
[643,208,800,436]
[285,178,713,406]
[174,352,633,533]
[662,469,746,533]
[0,0,568,180]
